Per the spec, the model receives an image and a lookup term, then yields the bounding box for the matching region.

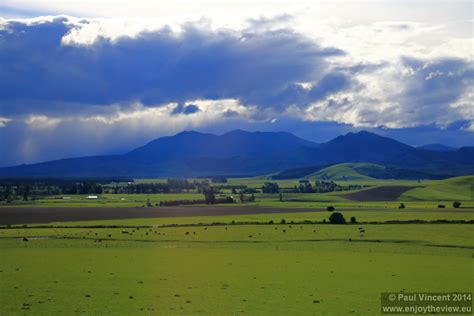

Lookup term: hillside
[400,176,474,201]
[307,163,380,181]
[274,163,454,181]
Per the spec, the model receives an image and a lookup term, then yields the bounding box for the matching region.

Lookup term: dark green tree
[329,212,346,224]
[22,185,30,201]
[203,188,216,204]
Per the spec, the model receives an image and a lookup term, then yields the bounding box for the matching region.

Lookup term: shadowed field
[343,186,421,201]
[0,206,330,225]
[2,204,474,226]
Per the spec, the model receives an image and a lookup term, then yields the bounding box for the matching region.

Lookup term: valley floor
[0,176,472,314]
[0,219,473,315]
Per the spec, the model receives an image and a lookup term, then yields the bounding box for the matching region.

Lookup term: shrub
[268,220,274,224]
[203,188,216,204]
[326,206,335,212]
[280,219,286,224]
[438,204,446,208]
[350,216,357,223]
[329,212,346,224]
[399,203,405,209]
[160,199,205,206]
[453,201,462,208]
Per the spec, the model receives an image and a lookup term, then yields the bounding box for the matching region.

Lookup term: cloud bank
[0,14,472,166]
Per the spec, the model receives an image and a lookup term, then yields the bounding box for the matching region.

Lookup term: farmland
[0,175,473,315]
[0,224,472,315]
[3,5,474,315]
[1,176,473,209]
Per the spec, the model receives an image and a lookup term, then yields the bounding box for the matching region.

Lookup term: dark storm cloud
[400,57,474,108]
[0,17,344,116]
[0,16,472,168]
[251,72,353,110]
[171,103,200,115]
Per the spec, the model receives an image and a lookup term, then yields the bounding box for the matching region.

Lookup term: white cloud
[23,99,249,134]
[465,123,474,132]
[25,115,62,129]
[0,117,11,127]
[298,55,473,129]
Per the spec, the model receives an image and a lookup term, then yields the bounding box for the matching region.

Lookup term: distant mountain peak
[222,129,248,135]
[338,130,410,143]
[124,129,318,163]
[174,130,210,137]
[347,130,384,138]
[222,129,296,137]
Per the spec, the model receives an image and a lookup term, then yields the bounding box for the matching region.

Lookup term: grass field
[35,209,472,227]
[401,176,474,201]
[0,224,472,315]
[0,175,473,314]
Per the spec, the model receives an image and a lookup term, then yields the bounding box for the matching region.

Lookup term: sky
[0,0,473,167]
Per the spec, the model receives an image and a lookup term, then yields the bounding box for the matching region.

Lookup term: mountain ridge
[0,130,472,178]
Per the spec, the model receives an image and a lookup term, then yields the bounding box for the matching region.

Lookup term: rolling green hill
[307,163,379,181]
[275,162,451,181]
[401,175,474,201]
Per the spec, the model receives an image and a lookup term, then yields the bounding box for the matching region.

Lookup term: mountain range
[0,130,473,178]
[416,144,456,152]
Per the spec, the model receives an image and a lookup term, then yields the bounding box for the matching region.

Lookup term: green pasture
[23,208,472,228]
[306,163,380,181]
[0,175,472,315]
[0,224,472,315]
[401,176,474,201]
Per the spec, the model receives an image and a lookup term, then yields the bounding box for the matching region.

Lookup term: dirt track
[343,186,420,201]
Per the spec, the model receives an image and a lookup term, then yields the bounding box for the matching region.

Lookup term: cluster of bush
[0,182,104,202]
[324,206,357,224]
[158,196,234,206]
[399,202,462,209]
[237,187,258,194]
[262,180,366,194]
